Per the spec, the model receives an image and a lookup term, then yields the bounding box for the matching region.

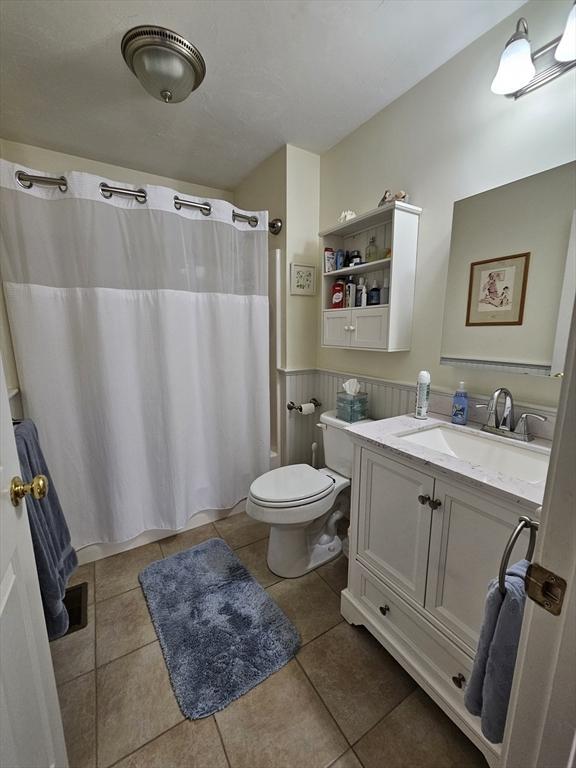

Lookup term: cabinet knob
[429,498,442,510]
[452,673,466,689]
[379,604,390,616]
[344,325,350,331]
[349,326,355,332]
[417,494,430,505]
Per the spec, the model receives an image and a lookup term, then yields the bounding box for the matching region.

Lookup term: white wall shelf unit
[320,201,421,352]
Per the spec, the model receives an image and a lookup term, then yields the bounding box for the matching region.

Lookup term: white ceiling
[0,0,526,190]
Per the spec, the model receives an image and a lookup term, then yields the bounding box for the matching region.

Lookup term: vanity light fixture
[121,26,206,103]
[491,9,576,98]
[491,18,535,95]
[555,2,576,62]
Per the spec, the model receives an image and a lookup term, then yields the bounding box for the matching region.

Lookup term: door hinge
[525,563,567,616]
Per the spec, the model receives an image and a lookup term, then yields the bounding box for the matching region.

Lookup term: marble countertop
[346,414,551,510]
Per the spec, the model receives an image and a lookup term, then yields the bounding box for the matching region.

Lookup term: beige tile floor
[52,513,488,768]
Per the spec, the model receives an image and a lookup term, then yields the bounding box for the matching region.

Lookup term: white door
[425,481,533,653]
[0,357,67,768]
[502,302,576,768]
[349,307,389,349]
[357,449,433,604]
[323,310,350,347]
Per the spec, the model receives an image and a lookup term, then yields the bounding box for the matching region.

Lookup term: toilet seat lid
[250,464,334,506]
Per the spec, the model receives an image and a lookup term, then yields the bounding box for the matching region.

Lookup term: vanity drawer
[356,563,473,700]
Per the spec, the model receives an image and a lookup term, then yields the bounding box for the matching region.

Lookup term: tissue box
[336,391,368,422]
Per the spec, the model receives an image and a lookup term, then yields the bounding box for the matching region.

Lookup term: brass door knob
[10,474,48,507]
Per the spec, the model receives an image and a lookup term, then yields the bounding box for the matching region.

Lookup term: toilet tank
[320,410,373,478]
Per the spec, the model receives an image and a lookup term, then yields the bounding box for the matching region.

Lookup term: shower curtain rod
[14,170,283,235]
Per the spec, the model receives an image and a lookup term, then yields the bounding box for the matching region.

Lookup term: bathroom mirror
[440,162,576,377]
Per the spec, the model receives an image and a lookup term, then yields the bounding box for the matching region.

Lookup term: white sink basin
[398,425,550,484]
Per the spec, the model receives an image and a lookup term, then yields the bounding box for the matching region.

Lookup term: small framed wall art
[290,263,316,296]
[466,252,530,326]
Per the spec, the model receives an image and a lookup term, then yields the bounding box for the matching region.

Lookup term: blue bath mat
[139,538,300,718]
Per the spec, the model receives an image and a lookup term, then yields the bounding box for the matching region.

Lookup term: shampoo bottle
[415,370,431,419]
[355,277,365,307]
[345,275,356,308]
[451,381,469,425]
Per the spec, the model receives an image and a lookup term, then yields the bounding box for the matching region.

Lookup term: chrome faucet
[476,387,546,442]
[477,387,515,432]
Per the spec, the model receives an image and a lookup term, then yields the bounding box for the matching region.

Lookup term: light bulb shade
[122,26,206,104]
[132,46,197,102]
[491,37,536,95]
[555,4,576,62]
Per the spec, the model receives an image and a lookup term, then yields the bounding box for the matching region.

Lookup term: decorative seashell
[378,190,393,207]
[394,190,409,201]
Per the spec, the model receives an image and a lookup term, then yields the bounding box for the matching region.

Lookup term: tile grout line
[94,583,144,606]
[349,687,418,749]
[294,656,351,757]
[350,745,367,768]
[105,717,186,768]
[213,715,234,768]
[315,565,347,597]
[97,638,158,673]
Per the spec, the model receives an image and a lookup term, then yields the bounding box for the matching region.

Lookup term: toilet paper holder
[287,398,322,413]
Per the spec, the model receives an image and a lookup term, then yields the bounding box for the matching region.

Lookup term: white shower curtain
[0,160,270,547]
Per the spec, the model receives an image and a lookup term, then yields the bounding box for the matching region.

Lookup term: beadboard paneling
[279,368,556,466]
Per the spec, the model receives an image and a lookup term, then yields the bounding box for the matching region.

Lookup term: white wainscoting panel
[279,369,556,466]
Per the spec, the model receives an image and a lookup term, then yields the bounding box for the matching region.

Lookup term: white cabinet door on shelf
[350,307,389,349]
[356,450,433,604]
[322,310,350,347]
[425,480,535,652]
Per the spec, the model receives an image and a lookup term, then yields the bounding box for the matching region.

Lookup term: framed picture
[290,264,316,296]
[466,252,530,326]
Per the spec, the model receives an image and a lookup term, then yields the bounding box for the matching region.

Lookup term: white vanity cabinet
[356,449,433,603]
[425,479,531,652]
[343,442,539,766]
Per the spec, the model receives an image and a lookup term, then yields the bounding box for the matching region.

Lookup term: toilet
[246,410,372,578]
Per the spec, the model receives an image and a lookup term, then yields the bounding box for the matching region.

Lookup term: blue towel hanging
[465,559,529,744]
[14,419,77,640]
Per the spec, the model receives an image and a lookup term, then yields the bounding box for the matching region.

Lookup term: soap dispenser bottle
[451,382,469,425]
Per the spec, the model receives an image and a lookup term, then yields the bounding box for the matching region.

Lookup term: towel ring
[498,515,539,595]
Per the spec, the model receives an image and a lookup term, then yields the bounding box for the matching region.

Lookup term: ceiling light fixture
[555,2,576,62]
[121,26,206,104]
[491,11,576,99]
[491,18,535,95]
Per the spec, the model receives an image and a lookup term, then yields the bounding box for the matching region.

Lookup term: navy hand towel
[14,419,77,640]
[465,559,529,744]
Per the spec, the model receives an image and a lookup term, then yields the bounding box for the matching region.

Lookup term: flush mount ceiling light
[121,26,206,103]
[491,10,576,99]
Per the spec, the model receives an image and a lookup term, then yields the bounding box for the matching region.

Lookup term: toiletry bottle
[345,275,356,308]
[335,249,346,270]
[365,236,378,263]
[451,381,469,425]
[381,274,390,305]
[359,280,368,307]
[415,370,431,419]
[367,280,381,306]
[324,247,335,273]
[355,277,365,307]
[331,279,345,309]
